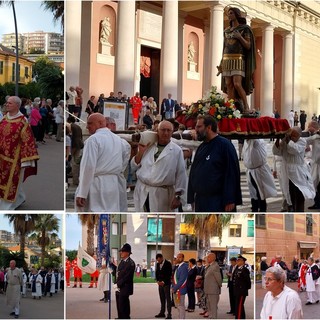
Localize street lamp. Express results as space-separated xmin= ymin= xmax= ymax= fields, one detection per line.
xmin=11 ymin=1 xmax=19 ymax=96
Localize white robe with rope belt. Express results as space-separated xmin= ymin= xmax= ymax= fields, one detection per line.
xmin=131 ymin=141 xmax=187 ymax=212
xmin=306 ymin=133 xmax=320 ymax=188
xmin=272 ymin=138 xmax=315 ymax=205
xmin=243 ymin=139 xmax=277 ymax=200
xmin=75 ymin=128 xmax=128 ymax=212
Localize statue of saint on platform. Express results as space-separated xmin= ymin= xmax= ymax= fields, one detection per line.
xmin=217 ymin=7 xmax=256 ymax=113
xmin=100 ymin=17 xmax=112 ymax=44
xmin=187 ymin=41 xmax=196 ymax=63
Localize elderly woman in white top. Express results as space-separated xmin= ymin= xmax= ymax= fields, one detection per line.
xmin=260 ymin=267 xmax=303 ymax=319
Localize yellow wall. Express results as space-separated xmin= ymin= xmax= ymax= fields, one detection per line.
xmin=0 ymin=53 xmax=33 ymax=85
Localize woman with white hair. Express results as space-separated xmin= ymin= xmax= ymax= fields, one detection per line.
xmin=260 ymin=267 xmax=303 ymax=319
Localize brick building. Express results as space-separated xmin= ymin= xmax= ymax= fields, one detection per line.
xmin=256 ymin=214 xmax=320 ymax=269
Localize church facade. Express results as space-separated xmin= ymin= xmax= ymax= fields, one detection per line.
xmin=66 ymin=0 xmax=320 ymax=119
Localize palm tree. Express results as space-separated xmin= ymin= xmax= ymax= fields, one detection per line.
xmin=5 ymin=214 xmax=39 ymax=258
xmin=78 ymin=214 xmax=100 ymax=256
xmin=41 ymin=1 xmax=64 ymax=32
xmin=184 ymin=214 xmax=233 ymax=256
xmin=29 ymin=214 xmax=60 ymax=266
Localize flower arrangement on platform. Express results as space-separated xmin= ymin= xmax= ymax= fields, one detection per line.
xmin=184 ymin=86 xmax=241 ymax=121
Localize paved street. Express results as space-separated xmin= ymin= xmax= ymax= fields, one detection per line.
xmin=18 ymin=136 xmax=64 ymax=211
xmin=66 ymin=282 xmax=254 ymax=319
xmin=255 ymin=281 xmax=320 ymax=319
xmin=66 ymin=138 xmax=313 ymax=212
xmin=0 ymin=290 xmax=64 ymax=319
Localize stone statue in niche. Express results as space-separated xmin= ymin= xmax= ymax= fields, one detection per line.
xmin=100 ymin=17 xmax=112 ymax=44
xmin=187 ymin=41 xmax=196 ymax=62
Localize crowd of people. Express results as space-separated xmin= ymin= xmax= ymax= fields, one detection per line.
xmin=64 ymin=76 xmax=320 ymax=214
xmin=259 ymin=255 xmax=320 ymax=319
xmin=65 ymin=242 xmax=253 ymax=320
xmin=2 ymin=260 xmax=64 ymax=318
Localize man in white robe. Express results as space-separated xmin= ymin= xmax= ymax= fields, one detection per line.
xmin=305 ymin=257 xmax=320 ymax=305
xmin=306 ymin=121 xmax=320 ymax=209
xmin=30 ymin=269 xmax=43 ymax=299
xmin=105 ymin=117 xmax=131 ymax=212
xmin=131 ymin=120 xmax=187 ymax=212
xmin=6 ymin=260 xmax=23 ymax=318
xmin=75 ymin=113 xmax=130 ymax=212
xmin=272 ymin=127 xmax=315 ymax=212
xmin=243 ymin=139 xmax=277 ymax=212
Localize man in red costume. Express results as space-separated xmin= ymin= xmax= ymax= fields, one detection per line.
xmin=0 ymin=96 xmax=39 ymax=209
xmin=89 ymin=255 xmax=99 ymax=288
xmin=72 ymin=256 xmax=83 ymax=288
xmin=130 ymin=92 xmax=142 ymax=125
xmin=65 ymin=256 xmax=71 ymax=288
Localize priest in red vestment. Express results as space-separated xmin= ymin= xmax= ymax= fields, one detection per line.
xmin=0 ymin=96 xmax=39 ymax=209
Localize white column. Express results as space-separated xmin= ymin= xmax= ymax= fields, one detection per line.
xmin=177 ymin=13 xmax=186 ymax=104
xmin=281 ymin=32 xmax=293 ymax=119
xmin=114 ymin=1 xmax=136 ymax=97
xmin=202 ymin=20 xmax=210 ymax=95
xmin=246 ymin=16 xmax=253 ymax=109
xmin=208 ymin=4 xmax=224 ymax=91
xmin=160 ymin=0 xmax=179 ymax=101
xmin=260 ymin=24 xmax=274 ymax=116
xmin=66 ymin=0 xmax=82 ymax=88
xmin=134 ymin=40 xmax=141 ymax=94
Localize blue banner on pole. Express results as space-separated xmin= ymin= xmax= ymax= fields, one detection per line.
xmin=97 ymin=214 xmax=110 ymax=268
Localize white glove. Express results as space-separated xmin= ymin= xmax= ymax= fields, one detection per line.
xmin=113 ymin=284 xmax=120 ymax=292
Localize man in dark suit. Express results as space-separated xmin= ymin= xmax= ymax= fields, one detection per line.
xmin=233 ymin=255 xmax=251 ymax=319
xmin=162 ymin=93 xmax=175 ymax=119
xmin=155 ymin=253 xmax=172 ymax=319
xmin=115 ymin=243 xmax=136 ymax=319
xmin=186 ymin=258 xmax=197 ymax=312
xmin=226 ymin=257 xmax=237 ymax=315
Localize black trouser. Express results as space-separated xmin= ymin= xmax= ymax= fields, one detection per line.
xmin=228 ymin=284 xmax=235 ymax=313
xmin=116 ymin=291 xmax=131 ymax=319
xmin=103 ymin=290 xmax=110 ymax=301
xmin=313 ymin=182 xmax=320 ymax=208
xmin=143 ymin=269 xmax=147 ymax=278
xmin=187 ymin=286 xmax=195 ymax=310
xmin=31 ymin=125 xmax=39 ymax=142
xmin=159 ymin=284 xmax=172 ymax=316
xmin=250 ymin=173 xmax=267 ymax=212
xmin=234 ymin=294 xmax=246 ymax=319
xmin=289 ymin=180 xmax=304 ymax=212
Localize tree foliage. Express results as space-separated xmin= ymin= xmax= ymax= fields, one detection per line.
xmin=184 ymin=214 xmax=233 ymax=255
xmin=66 ymin=250 xmax=77 ymax=262
xmin=32 ymin=56 xmax=63 ymax=104
xmin=0 ymin=248 xmax=26 ymax=269
xmin=29 ymin=214 xmax=60 ymax=266
xmin=78 ymin=215 xmax=100 ymax=256
xmin=4 ymin=214 xmax=40 ymax=259
xmin=41 ymin=1 xmax=64 ymax=32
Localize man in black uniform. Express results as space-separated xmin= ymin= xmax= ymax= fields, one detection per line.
xmin=115 ymin=243 xmax=135 ymax=319
xmin=155 ymin=253 xmax=172 ymax=319
xmin=226 ymin=257 xmax=237 ymax=315
xmin=233 ymin=255 xmax=251 ymax=319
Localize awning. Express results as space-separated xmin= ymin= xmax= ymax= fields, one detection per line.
xmin=210 ymin=247 xmax=226 ymax=252
xmin=298 ymin=241 xmax=317 ymax=249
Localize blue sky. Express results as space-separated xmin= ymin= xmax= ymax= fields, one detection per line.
xmin=0 ymin=213 xmax=63 ymax=241
xmin=0 ymin=1 xmax=62 ymax=39
xmin=66 ymin=214 xmax=82 ymax=251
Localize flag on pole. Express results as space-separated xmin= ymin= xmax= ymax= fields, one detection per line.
xmin=97 ymin=214 xmax=111 ymax=268
xmin=77 ymin=244 xmax=96 ymax=274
